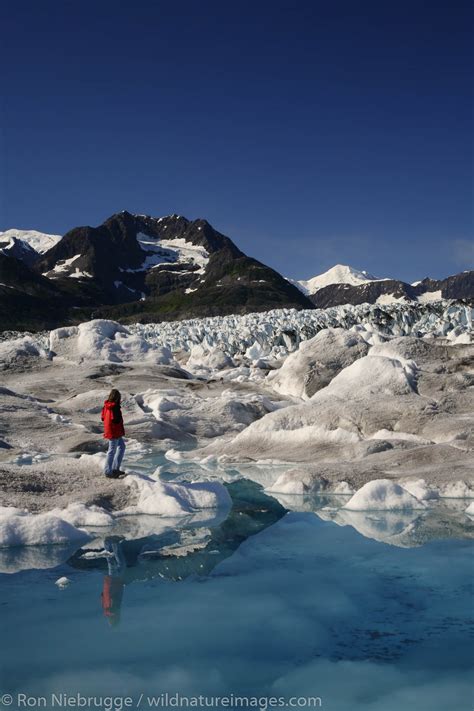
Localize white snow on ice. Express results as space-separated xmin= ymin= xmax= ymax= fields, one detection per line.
xmin=0 ymin=507 xmax=92 ymax=548
xmin=119 ymin=473 xmax=232 ymax=516
xmin=342 ymin=480 xmax=427 ymax=511
xmin=49 ymin=320 xmax=175 ymax=365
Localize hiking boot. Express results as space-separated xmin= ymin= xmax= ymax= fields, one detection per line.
xmin=113 ymin=469 xmax=126 ymax=478
xmin=105 ymin=471 xmax=119 ymax=479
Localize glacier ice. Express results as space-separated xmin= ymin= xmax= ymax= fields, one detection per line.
xmin=1 ymin=302 xmax=471 ymax=369
xmin=0 ymin=506 xmax=92 ymax=548
xmin=119 ymin=473 xmax=232 ymax=517
xmin=342 ymin=480 xmax=426 ymax=511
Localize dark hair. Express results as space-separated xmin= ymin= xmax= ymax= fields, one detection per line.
xmin=107 ymin=389 xmax=121 ymax=404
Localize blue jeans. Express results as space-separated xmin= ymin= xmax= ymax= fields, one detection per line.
xmin=104 ymin=437 xmax=126 ymax=475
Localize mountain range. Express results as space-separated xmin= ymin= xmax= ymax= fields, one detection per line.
xmin=0 ymin=212 xmax=472 ymax=331
xmin=290 ymin=264 xmax=474 ymax=308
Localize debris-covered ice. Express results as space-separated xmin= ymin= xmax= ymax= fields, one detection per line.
xmin=0 ymin=300 xmax=472 ymax=545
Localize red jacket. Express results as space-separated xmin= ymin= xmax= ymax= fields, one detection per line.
xmin=101 ymin=400 xmax=125 ymax=440
xmin=101 ymin=575 xmax=124 ymax=625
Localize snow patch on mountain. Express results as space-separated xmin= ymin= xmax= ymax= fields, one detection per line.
xmin=44 ymin=254 xmax=79 ymax=272
xmin=158 ymin=237 xmax=209 ymax=273
xmin=121 ymin=232 xmax=209 ymax=273
xmin=42 ymin=254 xmax=92 ymax=280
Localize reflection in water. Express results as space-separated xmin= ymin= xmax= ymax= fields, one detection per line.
xmin=319 ymin=501 xmax=474 ymax=547
xmin=69 ymin=480 xmax=287 ymax=621
xmin=100 ymin=537 xmax=126 ymax=626
xmin=1 ymin=477 xmax=473 ymax=711
xmin=267 ymin=490 xmax=474 ymax=547
xmin=0 ymin=541 xmax=81 ymax=575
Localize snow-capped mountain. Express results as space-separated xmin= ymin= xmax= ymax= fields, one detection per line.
xmin=289 ymin=264 xmax=388 ymax=295
xmin=0 ymin=229 xmax=61 ymax=266
xmin=305 ymin=271 xmax=474 ymax=308
xmin=289 ymin=263 xmax=474 ymax=308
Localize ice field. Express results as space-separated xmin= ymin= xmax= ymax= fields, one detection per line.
xmin=0 ymin=301 xmax=472 ymax=710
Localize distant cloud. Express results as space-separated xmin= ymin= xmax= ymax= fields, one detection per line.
xmin=452 ymin=239 xmax=474 ymax=270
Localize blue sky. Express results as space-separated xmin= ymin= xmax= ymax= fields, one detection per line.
xmin=1 ymin=0 xmax=472 ymax=282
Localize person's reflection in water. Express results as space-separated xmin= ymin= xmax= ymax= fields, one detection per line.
xmin=101 ymin=536 xmax=126 ymax=627
xmin=71 ymin=480 xmax=288 ymax=589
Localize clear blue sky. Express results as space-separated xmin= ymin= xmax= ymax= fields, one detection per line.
xmin=1 ymin=0 xmax=472 ymax=282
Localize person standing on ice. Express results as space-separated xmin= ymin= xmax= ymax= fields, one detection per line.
xmin=101 ymin=389 xmax=126 ymax=478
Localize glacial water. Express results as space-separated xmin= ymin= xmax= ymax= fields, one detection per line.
xmin=0 ymin=465 xmax=473 ymax=711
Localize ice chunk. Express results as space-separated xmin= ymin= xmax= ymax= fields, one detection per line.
xmin=0 ymin=508 xmax=92 ymax=548
xmin=0 ymin=336 xmax=50 ymax=364
xmin=0 ymin=543 xmax=80 ymax=574
xmin=51 ymin=503 xmax=114 ymax=528
xmin=328 ymin=355 xmax=417 ymax=397
xmin=440 ymin=481 xmax=474 ymax=499
xmin=343 ymin=479 xmax=426 ymax=511
xmin=119 ymin=473 xmax=232 ymax=516
xmin=399 ymin=478 xmax=439 ymax=501
xmin=187 ymin=344 xmax=234 ymax=371
xmin=50 ymin=320 xmax=174 ymax=365
xmin=267 ymin=328 xmax=369 ymax=399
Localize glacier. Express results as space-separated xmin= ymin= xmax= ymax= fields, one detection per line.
xmin=0 ymin=299 xmax=472 ymax=549
xmin=126 ymin=301 xmax=472 ymax=360
xmin=0 ymin=301 xmax=471 ymax=366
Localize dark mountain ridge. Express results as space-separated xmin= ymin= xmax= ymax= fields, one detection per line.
xmin=0 ymin=212 xmax=313 ymax=330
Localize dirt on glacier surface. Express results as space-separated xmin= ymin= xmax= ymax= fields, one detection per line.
xmin=0 ymin=310 xmax=472 ymax=513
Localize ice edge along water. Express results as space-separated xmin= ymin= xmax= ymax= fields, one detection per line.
xmin=0 ymin=473 xmax=232 ymax=548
